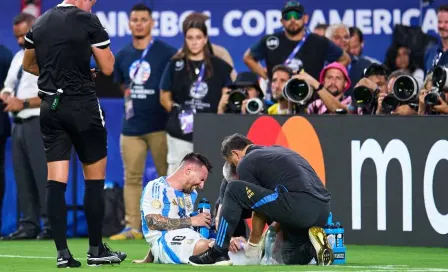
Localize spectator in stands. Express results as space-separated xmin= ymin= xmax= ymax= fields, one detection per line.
xmin=307 ymin=62 xmax=355 ymax=114
xmin=418 ymin=72 xmax=448 ymax=115
xmin=384 ymin=45 xmax=424 ymax=87
xmin=217 ymin=72 xmax=270 ymax=114
xmin=111 ymin=4 xmax=177 ymax=241
xmin=160 ymin=18 xmax=232 ymax=174
xmin=424 ymin=4 xmax=448 ymax=73
xmin=0 ymin=29 xmax=13 ymax=237
xmin=0 ymin=13 xmax=50 ymax=240
xmin=349 ymin=27 xmax=381 ymax=64
xmin=313 ymin=24 xmax=328 ymax=36
xmin=326 ymin=24 xmax=371 ymax=97
xmin=267 ymin=65 xmax=293 ymax=114
xmin=243 ymin=0 xmax=350 ymax=82
xmin=376 ymin=70 xmax=417 ymax=115
xmin=182 ymin=13 xmax=237 ymax=81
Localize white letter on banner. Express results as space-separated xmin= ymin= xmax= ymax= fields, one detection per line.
xmin=393 ymin=9 xmax=401 ymax=26
xmin=242 ymin=10 xmax=265 ymax=36
xmin=97 ymin=11 xmax=116 ymax=37
xmin=373 ymin=9 xmax=392 ymax=35
xmin=422 ymin=9 xmax=438 ymax=33
xmin=424 ymin=140 xmax=448 ymax=235
xmin=329 ymin=9 xmax=354 ymax=26
xmin=203 ymin=11 xmax=220 ymax=36
xmin=356 ymin=10 xmax=373 ymax=34
xmin=152 ymin=11 xmax=160 ymax=36
xmin=118 ymin=11 xmax=131 ymax=37
xmin=223 ymin=10 xmax=243 ymax=37
xmin=402 ymin=9 xmax=420 ymax=26
xmin=351 ymin=139 xmax=412 ymax=231
xmin=308 ymin=10 xmax=326 ymax=31
xmin=266 ymin=10 xmax=282 ymax=34
xmin=160 ymin=11 xmax=178 ymax=37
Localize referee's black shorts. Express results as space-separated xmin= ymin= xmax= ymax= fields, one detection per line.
xmin=39 ymin=92 xmax=107 ymax=164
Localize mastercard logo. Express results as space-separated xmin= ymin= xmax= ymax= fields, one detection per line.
xmin=246 ymin=115 xmax=326 ymax=185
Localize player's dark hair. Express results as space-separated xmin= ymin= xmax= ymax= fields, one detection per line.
xmin=130 ymin=3 xmax=152 ymax=16
xmin=182 ymin=152 xmax=213 ymax=173
xmin=272 ymin=64 xmax=293 ymax=78
xmin=315 ymin=23 xmax=328 ymax=31
xmin=349 ymin=26 xmax=364 ymax=43
xmin=221 ymin=133 xmax=253 ymax=158
xmin=173 ymin=19 xmax=214 ymax=79
xmin=437 ymin=4 xmax=448 ymax=13
xmin=363 ymin=63 xmax=390 ymax=78
xmin=13 ymin=13 xmax=35 ymax=26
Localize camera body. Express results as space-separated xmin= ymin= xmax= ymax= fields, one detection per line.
xmin=425 ymin=65 xmax=448 ymax=107
xmin=227 ymin=88 xmax=264 ymax=114
xmin=380 ymin=74 xmax=420 ymax=113
xmin=282 ymin=78 xmax=313 ymax=105
xmin=351 ymin=86 xmax=378 ymax=109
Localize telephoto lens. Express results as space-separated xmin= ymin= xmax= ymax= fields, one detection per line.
xmin=227 ymin=89 xmax=247 ymax=113
xmin=381 ymin=94 xmax=400 ymax=114
xmin=245 ymin=98 xmax=264 ymax=114
xmin=393 ymin=75 xmax=420 ymax=102
xmin=432 ymin=65 xmax=448 ymax=90
xmin=424 ymin=87 xmax=444 ymax=106
xmin=282 ymin=78 xmax=313 ymax=105
xmin=352 ymin=86 xmax=375 ymax=108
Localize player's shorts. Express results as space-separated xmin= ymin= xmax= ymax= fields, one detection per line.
xmin=150 ymin=228 xmax=203 ymax=264
xmin=39 ymin=92 xmax=107 ymax=163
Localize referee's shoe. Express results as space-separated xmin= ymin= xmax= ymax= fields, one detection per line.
xmin=308 ymin=226 xmax=334 ymax=266
xmin=86 ymin=243 xmax=127 ymax=266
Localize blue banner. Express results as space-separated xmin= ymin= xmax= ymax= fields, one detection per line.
xmin=0 ymin=0 xmax=441 ymax=73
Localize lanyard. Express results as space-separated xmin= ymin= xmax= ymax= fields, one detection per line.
xmin=193 ymin=63 xmax=205 ymax=93
xmin=131 ymin=39 xmax=154 ymax=83
xmin=284 ymin=29 xmax=310 ymax=65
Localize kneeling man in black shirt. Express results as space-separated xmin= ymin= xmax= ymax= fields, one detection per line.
xmin=189 ymin=133 xmax=333 ymax=266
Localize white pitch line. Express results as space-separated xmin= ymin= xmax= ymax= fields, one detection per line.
xmin=0 ymin=254 xmax=53 ymax=259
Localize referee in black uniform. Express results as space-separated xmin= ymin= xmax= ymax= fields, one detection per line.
xmin=22 ymin=0 xmax=125 ymax=268
xmin=189 ymin=134 xmax=333 ymax=266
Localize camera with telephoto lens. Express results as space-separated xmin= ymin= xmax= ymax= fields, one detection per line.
xmin=425 ymin=65 xmax=448 ymax=106
xmin=351 ymin=86 xmax=378 ymax=109
xmin=282 ymin=78 xmax=313 ymax=105
xmin=380 ymin=74 xmax=420 ymax=113
xmin=227 ymin=89 xmax=246 ymax=113
xmin=245 ymin=98 xmax=264 ymax=114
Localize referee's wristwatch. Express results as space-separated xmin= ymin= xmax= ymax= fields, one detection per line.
xmin=23 ymin=99 xmax=30 ymax=109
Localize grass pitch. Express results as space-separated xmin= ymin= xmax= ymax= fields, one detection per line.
xmin=0 ymin=239 xmax=447 ymax=271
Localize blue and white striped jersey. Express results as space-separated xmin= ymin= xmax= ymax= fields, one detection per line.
xmin=140 ymin=176 xmax=198 ymax=244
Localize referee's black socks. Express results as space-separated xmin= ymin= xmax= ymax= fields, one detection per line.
xmin=84 ymin=180 xmax=105 ymax=256
xmin=46 ymin=180 xmax=69 ymax=257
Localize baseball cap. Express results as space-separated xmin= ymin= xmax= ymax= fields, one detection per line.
xmin=319 ymin=62 xmax=352 ymax=92
xmin=282 ymin=0 xmax=305 ymax=15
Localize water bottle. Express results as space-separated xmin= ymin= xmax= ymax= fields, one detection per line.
xmin=198 ymin=198 xmax=211 ymax=239
xmin=323 ymin=212 xmax=336 ymax=249
xmin=260 ymin=226 xmax=276 ymax=265
xmin=333 ymin=222 xmax=346 ymax=265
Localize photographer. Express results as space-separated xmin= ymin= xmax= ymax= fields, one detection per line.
xmin=376 ymin=70 xmax=418 ymax=115
xmin=217 ymin=72 xmax=268 ymax=115
xmin=348 ymin=63 xmax=389 ymax=114
xmin=267 ymin=65 xmax=292 ymax=115
xmin=418 ymin=67 xmax=448 ymax=115
xmin=307 ymin=62 xmax=354 ymax=114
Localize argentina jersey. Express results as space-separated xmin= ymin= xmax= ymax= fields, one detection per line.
xmin=140 ymin=176 xmax=198 ymax=245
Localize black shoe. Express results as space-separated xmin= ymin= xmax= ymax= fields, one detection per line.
xmin=57 ymin=255 xmax=81 ymax=268
xmin=1 ymin=229 xmax=37 ymax=240
xmin=188 ymin=247 xmax=232 ymax=266
xmin=86 ymin=243 xmax=126 ymax=266
xmin=37 ymin=230 xmax=53 ymax=240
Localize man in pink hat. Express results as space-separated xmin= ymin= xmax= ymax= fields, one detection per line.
xmin=307 ymin=62 xmax=357 ymax=114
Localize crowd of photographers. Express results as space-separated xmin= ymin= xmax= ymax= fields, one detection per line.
xmin=223 ymin=3 xmax=448 ymax=117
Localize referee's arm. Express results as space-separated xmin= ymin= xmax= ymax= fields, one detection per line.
xmin=89 ymin=14 xmax=114 ymax=76
xmin=23 ymin=30 xmax=39 ymax=76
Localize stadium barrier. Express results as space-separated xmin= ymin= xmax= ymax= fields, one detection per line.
xmin=194 ymin=114 xmax=448 ymax=247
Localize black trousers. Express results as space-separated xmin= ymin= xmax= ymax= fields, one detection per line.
xmin=215 ymin=180 xmax=330 ymax=265
xmin=0 ymin=137 xmax=5 ymax=230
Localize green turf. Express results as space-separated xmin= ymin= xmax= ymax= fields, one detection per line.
xmin=0 ymin=239 xmax=447 ymax=271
